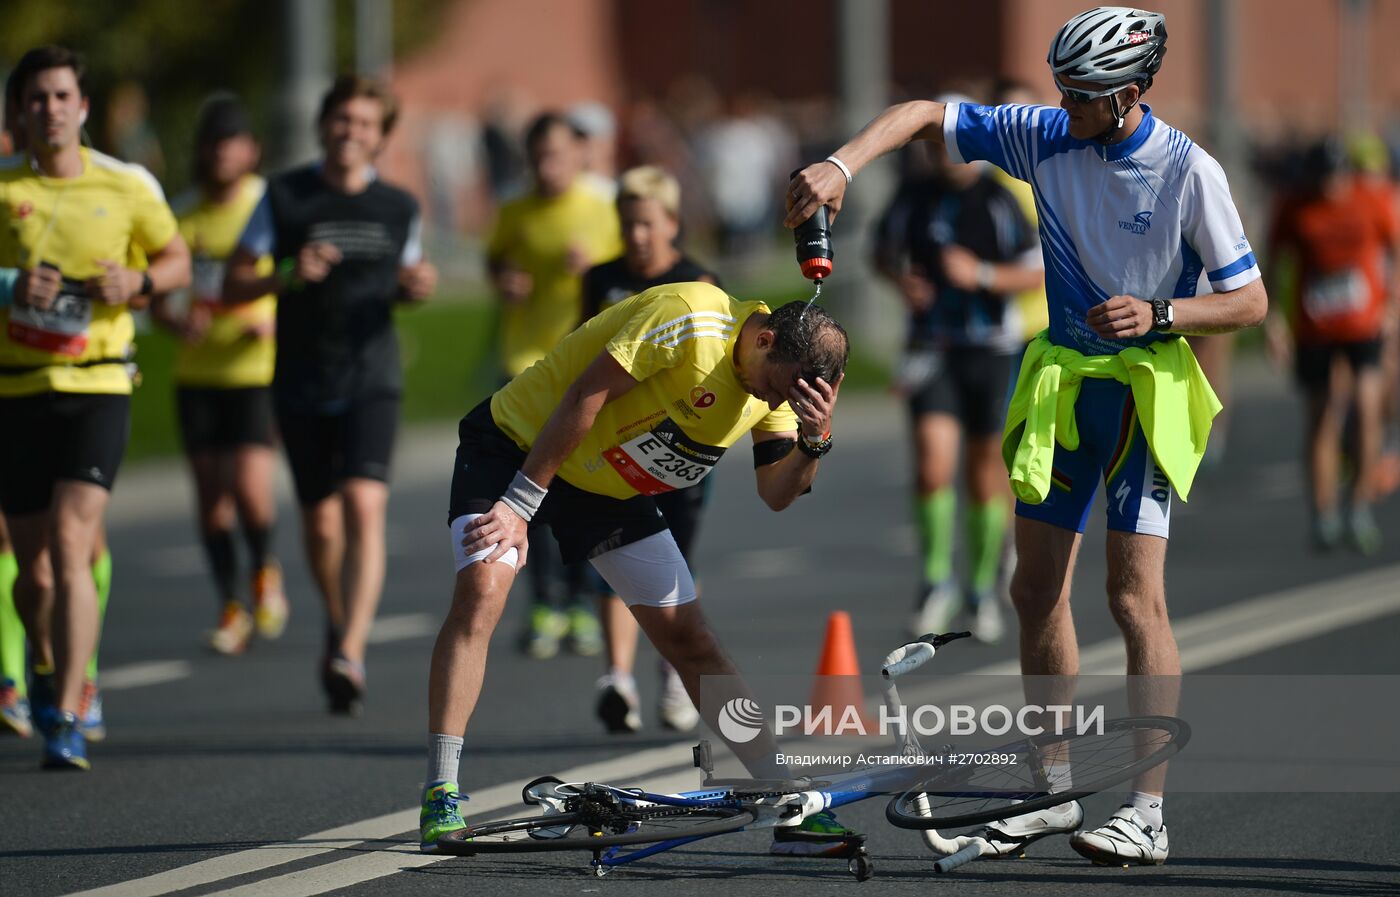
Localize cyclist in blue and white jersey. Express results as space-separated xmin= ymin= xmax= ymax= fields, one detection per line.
xmin=788 ymin=7 xmax=1267 ymax=866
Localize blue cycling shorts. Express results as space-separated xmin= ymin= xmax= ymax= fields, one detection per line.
xmin=1013 ymin=378 xmax=1172 ymax=538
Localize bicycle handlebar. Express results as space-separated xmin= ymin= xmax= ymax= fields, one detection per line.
xmin=880 ymin=632 xmax=972 ymax=679
xmin=933 ymin=842 xmax=983 ymax=872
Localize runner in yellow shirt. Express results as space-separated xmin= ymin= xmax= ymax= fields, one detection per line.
xmin=0 ymin=46 xmax=191 ymax=770
xmin=487 ymin=111 xmax=623 ymax=659
xmin=151 ymin=94 xmax=287 ymax=656
xmin=420 ymin=283 xmax=856 ymax=856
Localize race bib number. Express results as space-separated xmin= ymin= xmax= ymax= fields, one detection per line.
xmin=8 ymin=278 xmax=92 ymax=357
xmin=604 ymin=418 xmax=724 ymax=495
xmin=1302 ymin=268 xmax=1367 ymax=321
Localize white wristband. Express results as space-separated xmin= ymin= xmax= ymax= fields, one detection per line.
xmin=500 ymin=470 xmax=547 ymax=522
xmin=824 ymin=155 xmax=853 ymax=184
xmin=976 ymin=262 xmax=995 ymax=291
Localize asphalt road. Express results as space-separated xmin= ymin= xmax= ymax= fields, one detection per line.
xmin=3 ymin=355 xmax=1400 ymax=897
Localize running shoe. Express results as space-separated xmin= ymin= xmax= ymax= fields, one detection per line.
xmin=1312 ymin=511 xmax=1343 ymax=553
xmin=1070 ymin=805 xmax=1169 ymax=866
xmin=208 ymin=601 xmax=254 ymax=655
xmin=0 ymin=679 xmax=33 ymax=738
xmin=419 ymin=781 xmax=468 ymax=853
xmin=522 ymin=606 xmax=569 ymax=660
xmin=657 ymin=664 xmax=699 ymax=731
xmin=252 ymin=563 xmax=290 ymax=640
xmin=1348 ymin=505 xmax=1382 ymax=556
xmin=566 ymin=605 xmax=603 ymax=656
xmin=770 ymin=810 xmax=863 ymax=857
xmin=77 ymin=678 xmax=105 ymax=742
xmin=28 ymin=668 xmax=56 ymax=733
xmin=41 ymin=711 xmax=90 ymax=771
xmin=595 ymin=672 xmax=642 ymax=733
xmin=324 ymin=654 xmax=366 ymax=716
xmin=971 ymin=592 xmax=1006 ymax=644
xmin=975 ymin=800 xmax=1083 ymax=858
xmin=910 ymin=582 xmax=960 ymax=638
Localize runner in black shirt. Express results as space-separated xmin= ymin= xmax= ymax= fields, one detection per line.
xmin=872 ymin=96 xmax=1042 ymax=645
xmin=580 ymin=165 xmax=719 ymax=735
xmin=225 ymin=75 xmax=437 ymax=714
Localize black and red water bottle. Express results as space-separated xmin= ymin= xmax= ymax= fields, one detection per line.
xmin=793 ymin=204 xmax=834 ymax=281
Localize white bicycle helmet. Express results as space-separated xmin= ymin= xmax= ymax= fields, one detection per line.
xmin=1048 ymin=7 xmax=1168 ymax=88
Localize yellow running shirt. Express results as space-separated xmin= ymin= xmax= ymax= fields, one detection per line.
xmin=488 ymin=180 xmax=622 ymax=376
xmin=490 ymin=282 xmax=800 ymax=500
xmin=172 ymin=174 xmax=275 ymax=388
xmin=0 ymin=147 xmax=178 ymax=396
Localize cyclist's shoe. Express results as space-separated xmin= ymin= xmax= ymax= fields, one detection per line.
xmin=77 ymin=679 xmax=106 ymax=742
xmin=595 ymin=672 xmax=642 ymax=733
xmin=770 ymin=810 xmax=863 ymax=857
xmin=1348 ymin=505 xmax=1382 ymax=556
xmin=419 ymin=781 xmax=468 ymax=853
xmin=976 ymin=800 xmax=1083 ymax=858
xmin=41 ymin=711 xmax=90 ymax=771
xmin=252 ymin=564 xmax=290 ymax=640
xmin=657 ymin=664 xmax=699 ymax=732
xmin=911 ymin=582 xmax=960 ymax=638
xmin=0 ymin=679 xmax=33 ymax=738
xmin=324 ymin=654 xmax=366 ymax=716
xmin=522 ymin=606 xmax=569 ymax=660
xmin=566 ymin=605 xmax=603 ymax=656
xmin=970 ymin=591 xmax=1006 ymax=644
xmin=1070 ymin=806 xmax=1169 ymax=866
xmin=208 ymin=601 xmax=254 ymax=655
xmin=28 ymin=668 xmax=57 ymax=732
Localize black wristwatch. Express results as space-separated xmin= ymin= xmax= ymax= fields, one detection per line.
xmin=139 ymin=272 xmax=154 ymax=297
xmin=796 ymin=431 xmax=833 ymax=459
xmin=1150 ymin=298 xmax=1174 ymax=331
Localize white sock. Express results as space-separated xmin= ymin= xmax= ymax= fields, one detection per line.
xmin=427 ymin=733 xmax=464 ymax=789
xmin=1125 ymin=791 xmax=1163 ymax=830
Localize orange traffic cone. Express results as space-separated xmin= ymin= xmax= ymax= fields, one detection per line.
xmin=808 ymin=611 xmax=875 ymax=734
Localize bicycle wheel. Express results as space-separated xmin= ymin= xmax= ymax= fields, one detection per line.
xmin=886 ymin=715 xmax=1189 ymax=830
xmin=436 ymin=803 xmax=754 ymax=854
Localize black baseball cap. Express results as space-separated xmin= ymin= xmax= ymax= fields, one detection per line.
xmin=196 ymin=93 xmax=253 ymax=145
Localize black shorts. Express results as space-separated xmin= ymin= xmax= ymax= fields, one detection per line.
xmin=176 ymin=386 xmax=276 ymax=452
xmin=0 ymin=392 xmax=130 ymax=516
xmin=654 ymin=479 xmax=711 ymax=562
xmin=447 ymin=400 xmax=669 ymax=564
xmin=276 ymin=394 xmax=399 ymax=506
xmin=1295 ymin=338 xmax=1384 ymax=391
xmin=907 ymin=346 xmax=1016 ymax=436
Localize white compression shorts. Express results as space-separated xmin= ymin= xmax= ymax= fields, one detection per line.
xmin=450 ymin=515 xmax=697 ymax=609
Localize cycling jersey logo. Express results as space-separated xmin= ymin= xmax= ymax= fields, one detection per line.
xmin=690 ymin=386 xmax=716 ymax=409
xmin=1118 ymin=211 xmax=1152 ymax=235
xmin=717 ymin=697 xmax=764 ymax=743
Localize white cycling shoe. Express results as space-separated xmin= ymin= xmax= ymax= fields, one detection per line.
xmin=976 ymin=800 xmax=1084 ymax=858
xmin=1070 ymin=806 xmax=1169 ymax=865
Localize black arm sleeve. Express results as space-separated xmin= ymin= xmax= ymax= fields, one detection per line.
xmin=752 ymin=438 xmax=796 ymax=468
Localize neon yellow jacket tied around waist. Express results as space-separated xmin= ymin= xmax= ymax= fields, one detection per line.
xmin=1002 ymin=331 xmax=1222 ymax=505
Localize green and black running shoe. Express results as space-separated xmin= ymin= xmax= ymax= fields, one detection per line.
xmin=419 ymin=782 xmax=468 ymax=853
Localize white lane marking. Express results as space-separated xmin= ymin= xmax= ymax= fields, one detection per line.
xmin=366 ymin=613 xmax=438 ymax=644
xmin=99 ymin=661 xmax=193 ymax=691
xmin=65 ymin=561 xmax=1400 ymax=896
xmin=60 ymin=743 xmax=697 ymax=897
xmin=213 ymin=767 xmax=704 ymax=897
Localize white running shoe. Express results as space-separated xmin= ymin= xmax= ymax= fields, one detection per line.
xmin=657 ymin=665 xmax=699 ymax=732
xmin=595 ymin=673 xmax=642 ymax=733
xmin=911 ymin=583 xmax=960 ymax=638
xmin=976 ymin=800 xmax=1084 ymax=858
xmin=1070 ymin=806 xmax=1169 ymax=866
xmin=972 ymin=595 xmax=1006 ymax=644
